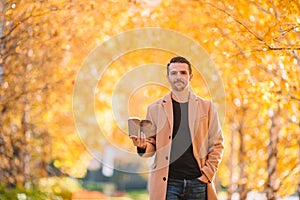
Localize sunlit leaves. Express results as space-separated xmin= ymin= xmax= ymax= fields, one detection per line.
xmin=0 ymin=0 xmax=299 ymax=197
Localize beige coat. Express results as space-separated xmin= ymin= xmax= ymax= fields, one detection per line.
xmin=140 ymin=92 xmax=224 ymax=200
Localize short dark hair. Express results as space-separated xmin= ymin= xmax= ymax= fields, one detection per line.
xmin=167 ymin=56 xmax=192 ymax=74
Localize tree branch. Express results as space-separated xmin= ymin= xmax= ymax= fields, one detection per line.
xmin=0 ymin=73 xmax=73 ymax=108
xmin=0 ymin=9 xmax=51 ymax=41
xmin=277 ymin=162 xmax=299 ymax=191
xmin=204 ymin=2 xmax=300 ymax=52
xmin=204 ymin=2 xmax=265 ymax=41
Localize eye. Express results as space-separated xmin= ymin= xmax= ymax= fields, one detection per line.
xmin=181 ymin=71 xmax=188 ymax=75
xmin=170 ymin=71 xmax=177 ymax=75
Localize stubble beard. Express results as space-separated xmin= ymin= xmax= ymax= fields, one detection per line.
xmin=172 ymin=81 xmax=187 ymax=91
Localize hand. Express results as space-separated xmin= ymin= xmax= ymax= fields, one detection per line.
xmin=131 ymin=132 xmax=147 ymax=149
xmin=198 ymin=175 xmax=209 ymax=183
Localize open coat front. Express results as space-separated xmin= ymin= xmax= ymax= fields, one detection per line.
xmin=140 ymin=92 xmax=224 ymax=200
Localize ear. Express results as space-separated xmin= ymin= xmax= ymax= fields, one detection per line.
xmin=189 ymin=73 xmax=193 ymax=81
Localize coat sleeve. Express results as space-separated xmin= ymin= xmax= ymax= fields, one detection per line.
xmin=137 ymin=105 xmax=156 ymax=157
xmin=200 ymin=102 xmax=224 ymax=183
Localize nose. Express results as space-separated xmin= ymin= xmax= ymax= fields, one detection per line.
xmin=175 ymin=78 xmax=183 ymax=83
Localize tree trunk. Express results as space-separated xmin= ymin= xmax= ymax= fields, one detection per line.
xmin=298 ymin=132 xmax=300 ymax=200
xmin=21 ymin=105 xmax=31 ymax=186
xmin=238 ymin=124 xmax=247 ymax=200
xmin=227 ymin=122 xmax=236 ymax=200
xmin=0 ymin=0 xmax=5 ymax=182
xmin=0 ymin=0 xmax=6 ymax=85
xmin=19 ymin=61 xmax=32 ymax=186
xmin=266 ymin=108 xmax=281 ymax=200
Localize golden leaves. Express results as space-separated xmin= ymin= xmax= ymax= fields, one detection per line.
xmin=1 ymin=0 xmax=299 ymax=196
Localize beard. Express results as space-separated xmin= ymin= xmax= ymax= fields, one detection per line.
xmin=172 ymin=81 xmax=188 ymax=91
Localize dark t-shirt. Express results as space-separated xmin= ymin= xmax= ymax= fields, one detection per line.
xmin=168 ymin=99 xmax=201 ymax=180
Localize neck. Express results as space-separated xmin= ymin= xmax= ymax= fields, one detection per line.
xmin=171 ymin=89 xmax=190 ymax=103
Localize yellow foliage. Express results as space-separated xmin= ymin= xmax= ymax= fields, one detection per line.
xmin=0 ymin=0 xmax=299 ymax=197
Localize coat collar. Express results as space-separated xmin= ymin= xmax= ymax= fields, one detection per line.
xmin=161 ymin=91 xmax=199 ymax=135
xmin=161 ymin=91 xmax=199 ymax=103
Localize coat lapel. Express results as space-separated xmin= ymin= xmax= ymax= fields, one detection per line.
xmin=188 ymin=92 xmax=198 ymax=138
xmin=162 ymin=92 xmax=173 ymax=135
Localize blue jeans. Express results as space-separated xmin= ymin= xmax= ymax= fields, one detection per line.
xmin=166 ymin=177 xmax=207 ymax=200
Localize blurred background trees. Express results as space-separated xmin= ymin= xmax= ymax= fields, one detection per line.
xmin=0 ymin=0 xmax=299 ymax=199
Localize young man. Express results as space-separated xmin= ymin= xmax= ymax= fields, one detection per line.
xmin=131 ymin=56 xmax=224 ymax=200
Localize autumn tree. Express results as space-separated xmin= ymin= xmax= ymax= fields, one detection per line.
xmin=200 ymin=0 xmax=300 ymax=198
xmin=0 ymin=0 xmax=87 ymax=187
xmin=1 ymin=1 xmax=299 ymax=199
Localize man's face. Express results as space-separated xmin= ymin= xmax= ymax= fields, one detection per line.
xmin=167 ymin=62 xmax=193 ymax=92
